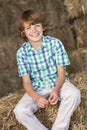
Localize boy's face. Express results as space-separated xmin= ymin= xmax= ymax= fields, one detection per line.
xmin=23 ymin=22 xmax=43 ymax=45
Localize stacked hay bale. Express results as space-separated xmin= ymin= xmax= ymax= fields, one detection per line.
xmin=64 ymin=0 xmax=87 ymax=73
xmin=64 ymin=0 xmax=87 ymax=48
xmin=0 ymin=72 xmax=87 ymax=130
xmin=64 ymin=0 xmax=87 ymax=18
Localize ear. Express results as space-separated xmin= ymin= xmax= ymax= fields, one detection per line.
xmin=21 ymin=31 xmax=25 ymax=37
xmin=42 ymin=25 xmax=45 ymax=31
xmin=43 ymin=26 xmax=48 ymax=35
xmin=43 ymin=26 xmax=48 ymax=31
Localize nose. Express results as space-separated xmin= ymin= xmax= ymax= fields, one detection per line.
xmin=31 ymin=26 xmax=36 ymax=33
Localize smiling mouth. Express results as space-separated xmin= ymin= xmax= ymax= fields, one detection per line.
xmin=31 ymin=32 xmax=40 ymax=37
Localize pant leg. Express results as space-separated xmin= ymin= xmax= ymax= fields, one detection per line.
xmin=13 ymin=93 xmax=49 ymax=130
xmin=52 ymin=81 xmax=81 ymax=130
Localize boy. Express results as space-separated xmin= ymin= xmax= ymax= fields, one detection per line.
xmin=14 ymin=9 xmax=81 ymax=130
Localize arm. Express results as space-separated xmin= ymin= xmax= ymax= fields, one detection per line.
xmin=22 ymin=75 xmax=49 ymax=108
xmin=48 ymin=66 xmax=65 ymax=105
xmin=54 ymin=65 xmax=65 ymax=91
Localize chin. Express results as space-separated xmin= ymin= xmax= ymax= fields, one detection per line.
xmin=30 ymin=36 xmax=42 ymax=41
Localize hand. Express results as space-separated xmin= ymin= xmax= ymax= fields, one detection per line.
xmin=48 ymin=88 xmax=60 ymax=105
xmin=36 ymin=95 xmax=49 ymax=108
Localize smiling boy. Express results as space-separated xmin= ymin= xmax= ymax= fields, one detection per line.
xmin=14 ymin=9 xmax=81 ymax=130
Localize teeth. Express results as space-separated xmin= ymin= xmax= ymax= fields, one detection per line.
xmin=31 ymin=33 xmax=39 ymax=37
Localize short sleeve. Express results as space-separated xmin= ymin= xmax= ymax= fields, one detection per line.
xmin=16 ymin=49 xmax=30 ymax=77
xmin=54 ymin=39 xmax=70 ymax=66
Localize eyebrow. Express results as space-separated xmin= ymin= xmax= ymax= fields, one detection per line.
xmin=24 ymin=23 xmax=41 ymax=28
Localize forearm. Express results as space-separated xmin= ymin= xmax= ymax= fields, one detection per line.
xmin=48 ymin=68 xmax=65 ymax=105
xmin=23 ymin=78 xmax=49 ymax=108
xmin=22 ymin=75 xmax=49 ymax=108
xmin=54 ymin=66 xmax=65 ymax=92
xmin=55 ymin=74 xmax=65 ymax=92
xmin=23 ymin=80 xmax=40 ymax=102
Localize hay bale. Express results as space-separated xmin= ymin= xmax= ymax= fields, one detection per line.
xmin=68 ymin=48 xmax=87 ymax=72
xmin=69 ymin=72 xmax=87 ymax=130
xmin=74 ymin=17 xmax=87 ymax=48
xmin=0 ymin=72 xmax=87 ymax=130
xmin=64 ymin=0 xmax=87 ymax=50
xmin=64 ymin=0 xmax=87 ymax=18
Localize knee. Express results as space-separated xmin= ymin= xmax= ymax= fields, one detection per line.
xmin=13 ymin=104 xmax=24 ymax=122
xmin=70 ymin=88 xmax=81 ymax=105
xmin=13 ymin=103 xmax=33 ymax=120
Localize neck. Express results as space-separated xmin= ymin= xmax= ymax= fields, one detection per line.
xmin=30 ymin=40 xmax=42 ymax=50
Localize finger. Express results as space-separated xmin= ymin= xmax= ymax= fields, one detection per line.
xmin=42 ymin=99 xmax=49 ymax=104
xmin=50 ymin=102 xmax=57 ymax=105
xmin=50 ymin=97 xmax=58 ymax=103
xmin=50 ymin=100 xmax=58 ymax=105
xmin=38 ymin=102 xmax=46 ymax=108
xmin=50 ymin=99 xmax=56 ymax=104
xmin=49 ymin=96 xmax=56 ymax=102
xmin=39 ymin=99 xmax=48 ymax=105
xmin=48 ymin=95 xmax=53 ymax=101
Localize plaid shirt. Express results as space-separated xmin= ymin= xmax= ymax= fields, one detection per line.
xmin=16 ymin=36 xmax=70 ymax=92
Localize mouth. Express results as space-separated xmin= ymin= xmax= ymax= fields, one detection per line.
xmin=31 ymin=32 xmax=40 ymax=37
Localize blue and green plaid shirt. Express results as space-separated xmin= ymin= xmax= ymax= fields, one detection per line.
xmin=16 ymin=36 xmax=70 ymax=92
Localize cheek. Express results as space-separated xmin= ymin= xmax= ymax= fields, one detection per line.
xmin=24 ymin=31 xmax=30 ymax=37
xmin=37 ymin=26 xmax=43 ymax=32
xmin=38 ymin=28 xmax=44 ymax=34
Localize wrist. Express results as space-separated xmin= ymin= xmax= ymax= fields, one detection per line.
xmin=34 ymin=93 xmax=41 ymax=102
xmin=54 ymin=87 xmax=60 ymax=93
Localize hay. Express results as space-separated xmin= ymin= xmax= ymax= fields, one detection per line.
xmin=64 ymin=0 xmax=87 ymax=18
xmin=69 ymin=72 xmax=87 ymax=130
xmin=74 ymin=18 xmax=87 ymax=48
xmin=0 ymin=72 xmax=87 ymax=130
xmin=64 ymin=0 xmax=87 ymax=49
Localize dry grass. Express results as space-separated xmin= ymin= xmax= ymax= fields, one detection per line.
xmin=69 ymin=72 xmax=87 ymax=130
xmin=64 ymin=0 xmax=87 ymax=18
xmin=0 ymin=71 xmax=87 ymax=130
xmin=64 ymin=0 xmax=87 ymax=49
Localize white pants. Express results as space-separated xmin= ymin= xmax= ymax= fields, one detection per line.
xmin=13 ymin=81 xmax=81 ymax=130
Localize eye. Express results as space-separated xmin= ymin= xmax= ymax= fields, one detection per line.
xmin=35 ymin=24 xmax=41 ymax=27
xmin=26 ymin=26 xmax=31 ymax=30
xmin=24 ymin=26 xmax=31 ymax=31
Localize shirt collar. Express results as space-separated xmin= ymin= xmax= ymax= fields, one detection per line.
xmin=42 ymin=35 xmax=50 ymax=48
